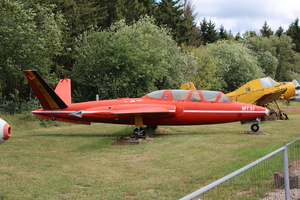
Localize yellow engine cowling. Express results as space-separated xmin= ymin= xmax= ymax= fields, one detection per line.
xmin=279 ymin=82 xmax=296 ymax=100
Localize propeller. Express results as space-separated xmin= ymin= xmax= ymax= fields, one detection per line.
xmin=292 ymin=79 xmax=300 ymax=95
xmin=287 ymin=80 xmax=300 ymax=102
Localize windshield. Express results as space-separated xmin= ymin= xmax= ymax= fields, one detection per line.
xmin=146 ymin=90 xmax=164 ymax=99
xmin=218 ymin=94 xmax=232 ymax=102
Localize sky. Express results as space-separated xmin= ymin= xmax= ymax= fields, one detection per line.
xmin=192 ymin=0 xmax=300 ymax=35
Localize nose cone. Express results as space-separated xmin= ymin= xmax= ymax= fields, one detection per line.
xmin=253 ymin=105 xmax=269 ymax=117
xmin=281 ymin=82 xmax=296 ymax=100
xmin=263 ymin=107 xmax=269 ymax=116
xmin=0 ymin=118 xmax=12 ymax=144
xmin=238 ymin=103 xmax=268 ymax=121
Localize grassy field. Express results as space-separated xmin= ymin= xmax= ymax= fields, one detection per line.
xmin=1 ymin=103 xmax=300 ymax=200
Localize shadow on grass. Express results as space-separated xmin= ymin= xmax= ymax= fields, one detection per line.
xmin=29 ymin=127 xmax=191 ymax=139
xmin=30 ymin=133 xmax=131 ymax=137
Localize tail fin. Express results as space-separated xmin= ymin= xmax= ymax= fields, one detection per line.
xmin=180 ymin=82 xmax=197 ymax=90
xmin=23 ymin=70 xmax=68 ymax=110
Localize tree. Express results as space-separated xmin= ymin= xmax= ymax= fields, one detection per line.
xmin=206 ymin=41 xmax=265 ymax=93
xmin=245 ymin=35 xmax=300 ymax=81
xmin=234 ymin=32 xmax=242 ymax=41
xmin=44 ymin=0 xmax=107 ymax=72
xmin=260 ymin=21 xmax=273 ymax=38
xmin=72 ymin=16 xmax=190 ymax=101
xmin=219 ymin=24 xmax=231 ymax=40
xmin=0 ymin=1 xmax=64 ymax=111
xmin=271 ymin=35 xmax=300 ymax=80
xmin=243 ymin=31 xmax=258 ymax=39
xmin=181 ymin=0 xmax=201 ymax=46
xmin=286 ymin=18 xmax=300 ymax=52
xmin=154 ymin=0 xmax=194 ymax=45
xmin=244 ymin=36 xmax=278 ymax=77
xmin=275 ymin=26 xmax=284 ymax=37
xmin=97 ymin=0 xmax=156 ymax=28
xmin=199 ymin=18 xmax=219 ymax=44
xmin=186 ymin=46 xmax=220 ymax=90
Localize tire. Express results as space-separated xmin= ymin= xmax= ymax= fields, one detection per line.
xmin=251 ymin=124 xmax=259 ymax=132
xmin=279 ymin=113 xmax=288 ymax=120
xmin=133 ymin=127 xmax=146 ymax=137
xmin=270 ymin=111 xmax=278 ymax=117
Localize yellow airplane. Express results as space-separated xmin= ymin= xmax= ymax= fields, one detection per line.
xmin=181 ymin=77 xmax=300 ymax=120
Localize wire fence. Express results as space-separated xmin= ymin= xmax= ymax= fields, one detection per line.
xmin=180 ymin=138 xmax=300 ymax=200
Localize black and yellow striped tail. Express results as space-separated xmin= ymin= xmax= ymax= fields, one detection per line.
xmin=23 ymin=70 xmax=68 ymax=110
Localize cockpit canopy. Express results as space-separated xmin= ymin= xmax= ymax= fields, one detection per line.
xmin=144 ymin=90 xmax=231 ymax=103
xmin=260 ymin=77 xmax=277 ymax=88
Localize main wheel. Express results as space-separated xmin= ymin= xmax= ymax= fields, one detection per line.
xmin=133 ymin=127 xmax=146 ymax=138
xmin=251 ymin=124 xmax=259 ymax=132
xmin=270 ymin=111 xmax=278 ymax=117
xmin=279 ymin=113 xmax=288 ymax=120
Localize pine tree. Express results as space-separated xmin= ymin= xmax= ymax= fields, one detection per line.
xmin=260 ymin=21 xmax=273 ymax=37
xmin=46 ymin=0 xmax=107 ymax=71
xmin=219 ymin=24 xmax=230 ymax=40
xmin=199 ymin=18 xmax=219 ymax=44
xmin=286 ymin=18 xmax=300 ymax=52
xmin=99 ymin=0 xmax=156 ymax=26
xmin=154 ymin=0 xmax=188 ymax=44
xmin=182 ymin=0 xmax=201 ymax=46
xmin=275 ymin=26 xmax=284 ymax=37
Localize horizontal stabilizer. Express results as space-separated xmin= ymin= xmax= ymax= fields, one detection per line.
xmin=34 ymin=113 xmax=90 ymax=124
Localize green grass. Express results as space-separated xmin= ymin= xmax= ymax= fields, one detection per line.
xmin=1 ymin=104 xmax=300 ymax=200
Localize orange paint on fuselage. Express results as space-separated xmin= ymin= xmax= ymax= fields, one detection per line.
xmin=32 ymin=90 xmax=267 ymax=126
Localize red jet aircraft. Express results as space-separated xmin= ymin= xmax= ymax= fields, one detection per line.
xmin=24 ymin=70 xmax=268 ymax=137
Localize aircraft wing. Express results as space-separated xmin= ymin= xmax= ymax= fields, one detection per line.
xmin=254 ymin=88 xmax=287 ymax=106
xmin=94 ymin=107 xmax=172 ymax=116
xmin=70 ymin=106 xmax=175 ymax=119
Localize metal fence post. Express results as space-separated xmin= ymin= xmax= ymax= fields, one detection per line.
xmin=283 ymin=143 xmax=290 ymax=200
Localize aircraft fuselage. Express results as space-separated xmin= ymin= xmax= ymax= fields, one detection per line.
xmin=32 ymin=90 xmax=268 ymax=126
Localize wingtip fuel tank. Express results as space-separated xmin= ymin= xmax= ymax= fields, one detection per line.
xmin=0 ymin=118 xmax=12 ymax=144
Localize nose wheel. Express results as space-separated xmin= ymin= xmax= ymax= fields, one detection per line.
xmin=133 ymin=127 xmax=146 ymax=138
xmin=251 ymin=124 xmax=259 ymax=132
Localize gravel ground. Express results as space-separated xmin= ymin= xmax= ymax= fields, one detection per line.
xmin=261 ymin=152 xmax=300 ymax=199
xmin=261 ymin=189 xmax=300 ymax=200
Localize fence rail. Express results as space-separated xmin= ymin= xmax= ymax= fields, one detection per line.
xmin=180 ymin=138 xmax=300 ymax=200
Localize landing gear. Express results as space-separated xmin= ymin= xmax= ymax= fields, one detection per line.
xmin=251 ymin=124 xmax=259 ymax=132
xmin=133 ymin=127 xmax=146 ymax=138
xmin=279 ymin=113 xmax=288 ymax=120
xmin=242 ymin=118 xmax=261 ymax=132
xmin=270 ymin=111 xmax=278 ymax=117
xmin=267 ymin=100 xmax=289 ymax=120
xmin=269 ymin=109 xmax=288 ymax=120
xmin=269 ymin=110 xmax=288 ymax=120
